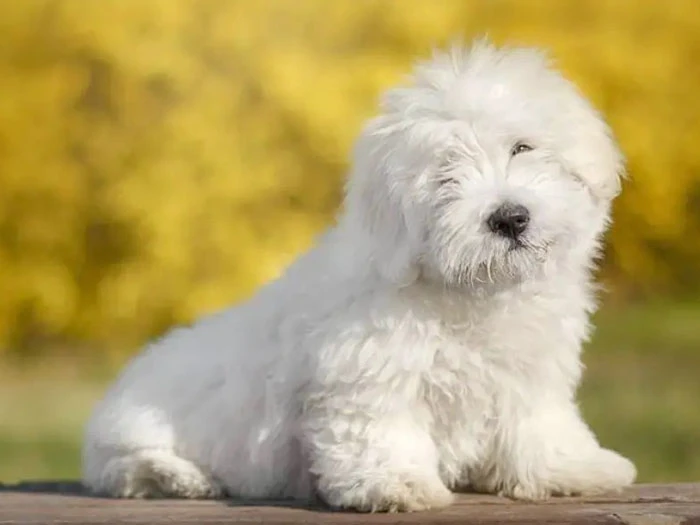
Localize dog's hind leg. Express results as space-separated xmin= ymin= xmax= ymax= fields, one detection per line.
xmin=85 ymin=449 xmax=223 ymax=499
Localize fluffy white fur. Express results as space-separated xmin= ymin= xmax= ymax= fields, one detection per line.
xmin=82 ymin=40 xmax=636 ymax=512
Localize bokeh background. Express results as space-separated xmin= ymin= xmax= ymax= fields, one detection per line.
xmin=1 ymin=0 xmax=699 ymax=485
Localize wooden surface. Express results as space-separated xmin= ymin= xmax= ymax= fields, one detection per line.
xmin=1 ymin=482 xmax=699 ymax=524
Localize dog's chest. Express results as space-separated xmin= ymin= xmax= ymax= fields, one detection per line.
xmin=421 ymin=333 xmax=495 ymax=425
xmin=418 ymin=310 xmax=556 ymax=433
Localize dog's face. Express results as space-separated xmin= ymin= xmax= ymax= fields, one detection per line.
xmin=344 ymin=42 xmax=625 ymax=288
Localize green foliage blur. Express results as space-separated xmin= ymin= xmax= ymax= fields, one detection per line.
xmin=0 ymin=0 xmax=698 ymax=483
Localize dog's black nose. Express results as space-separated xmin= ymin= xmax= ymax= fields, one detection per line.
xmin=487 ymin=203 xmax=530 ymax=239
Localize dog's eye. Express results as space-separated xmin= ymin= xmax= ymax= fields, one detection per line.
xmin=511 ymin=143 xmax=534 ymax=156
xmin=438 ymin=176 xmax=458 ymax=187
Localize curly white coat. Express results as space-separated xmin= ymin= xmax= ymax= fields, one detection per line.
xmin=82 ymin=40 xmax=636 ymax=512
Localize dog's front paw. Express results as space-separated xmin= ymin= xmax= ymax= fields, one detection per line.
xmin=500 ymin=482 xmax=550 ymax=501
xmin=473 ymin=448 xmax=636 ymax=501
xmin=568 ymin=448 xmax=637 ymax=496
xmin=472 ymin=475 xmax=554 ymax=501
xmin=504 ymin=449 xmax=636 ymax=500
xmin=319 ymin=475 xmax=454 ymax=512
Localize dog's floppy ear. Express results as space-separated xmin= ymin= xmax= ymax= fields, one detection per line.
xmin=342 ymin=116 xmax=427 ymax=285
xmin=561 ymin=105 xmax=626 ymax=203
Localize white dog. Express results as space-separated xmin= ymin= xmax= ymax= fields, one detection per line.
xmin=82 ymin=40 xmax=636 ymax=512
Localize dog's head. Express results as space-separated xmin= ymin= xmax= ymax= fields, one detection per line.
xmin=342 ymin=40 xmax=625 ymax=288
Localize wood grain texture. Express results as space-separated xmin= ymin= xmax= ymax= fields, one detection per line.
xmin=1 ymin=482 xmax=699 ymax=524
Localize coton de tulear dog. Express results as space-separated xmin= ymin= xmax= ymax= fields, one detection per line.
xmin=83 ymin=40 xmax=636 ymax=512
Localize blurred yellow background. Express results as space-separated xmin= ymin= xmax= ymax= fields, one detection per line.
xmin=0 ymin=0 xmax=698 ymax=485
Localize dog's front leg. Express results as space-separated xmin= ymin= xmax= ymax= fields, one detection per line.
xmin=472 ymin=396 xmax=636 ymax=500
xmin=301 ymin=387 xmax=453 ymax=512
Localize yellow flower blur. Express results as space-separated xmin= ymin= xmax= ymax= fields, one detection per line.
xmin=0 ymin=0 xmax=698 ymax=353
